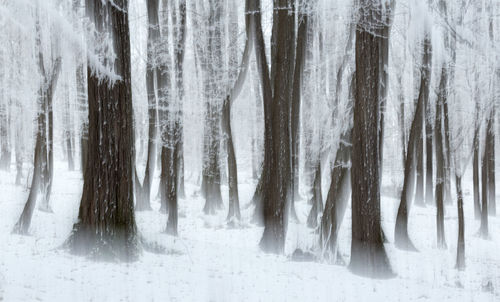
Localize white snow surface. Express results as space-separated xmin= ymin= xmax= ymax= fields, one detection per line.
xmin=0 ymin=161 xmax=499 ymax=301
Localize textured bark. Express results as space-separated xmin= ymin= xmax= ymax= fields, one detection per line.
xmin=63 ymin=86 xmax=75 ymax=171
xmin=65 ymin=0 xmax=139 ymax=261
xmin=349 ymin=0 xmax=392 ymax=278
xmin=259 ymin=0 xmax=294 ymax=254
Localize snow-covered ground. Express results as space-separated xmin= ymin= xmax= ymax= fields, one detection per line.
xmin=0 ymin=161 xmax=499 ymax=301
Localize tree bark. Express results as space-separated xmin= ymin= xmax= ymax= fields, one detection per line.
xmin=349 ymin=0 xmax=392 ymax=278
xmin=65 ymin=0 xmax=139 ymax=261
xmin=259 ymin=0 xmax=294 ymax=254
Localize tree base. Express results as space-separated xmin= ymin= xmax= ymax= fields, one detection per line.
xmin=64 ymin=223 xmax=140 ymax=262
xmin=349 ymin=240 xmax=394 ymax=279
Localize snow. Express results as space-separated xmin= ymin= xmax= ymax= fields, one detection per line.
xmin=0 ymin=160 xmax=499 ymax=301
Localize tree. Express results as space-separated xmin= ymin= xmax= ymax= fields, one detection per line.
xmin=65 ymin=0 xmax=139 ymax=261
xmin=259 ymin=0 xmax=295 ymax=253
xmin=135 ymin=0 xmax=160 ymax=211
xmin=394 ymin=32 xmax=432 ymax=251
xmin=349 ymin=0 xmax=393 ymax=278
xmin=12 ymin=15 xmax=62 ymax=234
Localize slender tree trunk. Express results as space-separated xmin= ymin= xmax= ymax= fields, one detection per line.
xmin=0 ymin=102 xmax=11 ymax=171
xmin=455 ymin=174 xmax=465 ymax=270
xmin=435 ymin=67 xmax=447 ymax=249
xmin=306 ymin=161 xmax=322 ymax=228
xmin=136 ymin=0 xmax=160 ymax=212
xmin=487 ymin=109 xmax=496 ymax=216
xmin=349 ymin=0 xmax=392 ymax=278
xmin=65 ymin=0 xmax=139 ymax=261
xmin=473 ymin=100 xmax=481 ymax=219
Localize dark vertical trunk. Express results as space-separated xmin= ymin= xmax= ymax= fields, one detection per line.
xmin=480 ymin=133 xmax=489 ymax=238
xmin=251 ymin=0 xmax=273 ymax=225
xmin=487 ymin=110 xmax=496 ymax=216
xmin=443 ymin=99 xmax=452 ymax=205
xmin=349 ymin=0 xmax=392 ymax=278
xmin=259 ymin=0 xmax=294 ymax=254
xmin=455 ymin=174 xmax=465 ymax=270
xmin=435 ymin=67 xmax=447 ymax=249
xmin=66 ymin=0 xmax=139 ymax=261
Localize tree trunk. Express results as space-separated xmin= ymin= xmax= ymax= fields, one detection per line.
xmin=250 ymin=0 xmax=273 ymax=225
xmin=349 ymin=0 xmax=392 ymax=278
xmin=136 ymin=0 xmax=160 ymax=212
xmin=455 ymin=174 xmax=465 ymax=270
xmin=487 ymin=109 xmax=496 ymax=216
xmin=0 ymin=102 xmax=11 ymax=171
xmin=394 ymin=35 xmax=431 ymax=250
xmin=65 ymin=0 xmax=139 ymax=261
xmin=12 ymin=16 xmax=62 ymax=233
xmin=306 ymin=161 xmax=322 ymax=228
xmin=435 ymin=67 xmax=447 ymax=249
xmin=259 ymin=0 xmax=294 ymax=254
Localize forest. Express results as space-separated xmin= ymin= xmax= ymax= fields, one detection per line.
xmin=0 ymin=0 xmax=499 ymax=301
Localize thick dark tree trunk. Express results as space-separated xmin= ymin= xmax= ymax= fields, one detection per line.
xmin=349 ymin=0 xmax=392 ymax=278
xmin=435 ymin=67 xmax=447 ymax=249
xmin=250 ymin=0 xmax=273 ymax=225
xmin=455 ymin=174 xmax=465 ymax=270
xmin=259 ymin=0 xmax=294 ymax=254
xmin=65 ymin=0 xmax=139 ymax=261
